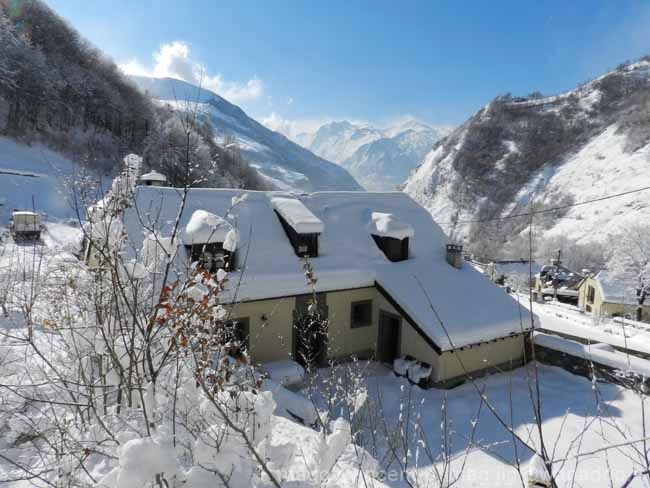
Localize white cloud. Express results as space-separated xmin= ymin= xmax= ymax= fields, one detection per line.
xmin=119 ymin=59 xmax=150 ymax=78
xmin=261 ymin=112 xmax=335 ymax=140
xmin=119 ymin=41 xmax=263 ymax=103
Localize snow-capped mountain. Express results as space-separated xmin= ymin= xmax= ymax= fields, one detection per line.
xmin=404 ymin=59 xmax=650 ymax=258
xmin=299 ymin=121 xmax=384 ymax=166
xmin=129 ymin=76 xmax=361 ymax=192
xmin=295 ymin=120 xmax=449 ymax=191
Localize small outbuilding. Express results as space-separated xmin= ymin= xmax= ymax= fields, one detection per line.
xmin=10 ymin=211 xmax=42 ymax=241
xmin=138 ymin=171 xmax=167 ymax=187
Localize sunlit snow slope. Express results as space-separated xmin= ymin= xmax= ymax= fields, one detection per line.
xmin=0 ymin=137 xmax=87 ymax=222
xmin=404 ymin=59 xmax=650 ymax=249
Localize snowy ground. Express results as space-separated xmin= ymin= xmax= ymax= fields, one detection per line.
xmin=0 ymin=137 xmax=95 ymax=222
xmin=311 ymin=362 xmax=650 ymax=487
xmin=0 ymin=222 xmax=83 ymax=323
xmin=0 ymin=223 xmax=386 ymax=488
xmin=2 ymin=224 xmax=650 ymax=487
xmin=537 ymin=124 xmax=650 ymax=245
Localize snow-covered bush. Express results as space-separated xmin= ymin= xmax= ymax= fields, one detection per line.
xmin=0 ymin=176 xmax=384 ymax=488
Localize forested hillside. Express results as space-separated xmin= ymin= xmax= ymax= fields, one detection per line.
xmin=0 ymin=0 xmax=267 ymax=190
xmin=405 ymin=59 xmax=650 ymax=266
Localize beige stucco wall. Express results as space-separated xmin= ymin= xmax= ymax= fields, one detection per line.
xmin=433 ymin=335 xmax=525 ymax=383
xmin=398 ymin=317 xmax=442 ymax=371
xmin=229 ymin=287 xmax=384 ymax=364
xmin=578 ymin=276 xmax=600 ymax=313
xmin=326 ymin=287 xmax=378 ymax=358
xmin=577 ymin=277 xmax=589 ymax=309
xmin=228 ymin=286 xmax=526 ymax=385
xmin=228 ymin=296 xmax=295 ymax=364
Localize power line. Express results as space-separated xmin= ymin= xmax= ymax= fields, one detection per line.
xmin=437 ymin=185 xmax=650 ymax=225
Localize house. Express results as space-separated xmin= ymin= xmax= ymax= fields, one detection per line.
xmin=578 ymin=270 xmax=650 ymax=322
xmin=534 ymin=262 xmax=584 ymax=305
xmin=107 ymin=187 xmax=530 ymax=388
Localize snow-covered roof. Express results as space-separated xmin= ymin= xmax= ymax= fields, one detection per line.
xmin=139 ymin=171 xmax=167 ymax=182
xmin=538 ymin=264 xmax=583 ymax=289
xmin=12 ymin=211 xmax=40 ymax=217
xmin=122 ymin=188 xmax=526 ymax=350
xmin=594 ymin=270 xmax=640 ymax=305
xmin=541 ymin=287 xmax=579 ymax=297
xmin=182 ymin=210 xmax=233 ymax=244
xmin=270 ymin=196 xmax=324 ymax=234
xmin=368 ymin=212 xmax=414 ymax=240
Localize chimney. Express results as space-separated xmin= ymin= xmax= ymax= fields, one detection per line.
xmin=446 ymin=244 xmax=463 ymax=269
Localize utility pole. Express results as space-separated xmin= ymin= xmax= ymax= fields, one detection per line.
xmin=553 ymin=249 xmax=562 ymax=302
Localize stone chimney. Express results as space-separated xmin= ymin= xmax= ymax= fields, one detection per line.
xmin=446 ymin=244 xmax=463 ymax=269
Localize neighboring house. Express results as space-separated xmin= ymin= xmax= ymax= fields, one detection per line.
xmin=578 ymin=270 xmax=650 ymax=322
xmin=534 ymin=263 xmax=584 ymax=305
xmin=93 ymin=186 xmax=529 ymax=388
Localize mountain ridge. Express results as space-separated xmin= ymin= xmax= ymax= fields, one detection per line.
xmin=293 ymin=119 xmax=449 ymax=190
xmin=403 ymin=58 xmax=650 ymax=262
xmin=129 ymin=75 xmax=362 ymax=192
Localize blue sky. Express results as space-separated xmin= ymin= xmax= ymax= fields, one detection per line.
xmin=47 ymin=0 xmax=650 ymax=134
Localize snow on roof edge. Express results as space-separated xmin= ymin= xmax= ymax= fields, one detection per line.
xmin=182 ymin=209 xmax=232 ymax=244
xmin=368 ymin=212 xmax=415 ymax=240
xmin=271 ymin=196 xmax=324 ymax=234
xmin=140 ymin=171 xmax=167 ymax=181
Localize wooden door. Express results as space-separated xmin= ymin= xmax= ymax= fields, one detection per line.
xmin=377 ymin=311 xmax=400 ymax=364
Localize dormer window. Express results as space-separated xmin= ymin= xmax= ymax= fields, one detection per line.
xmin=183 ymin=210 xmax=238 ymax=273
xmin=368 ymin=212 xmax=414 ymax=262
xmin=185 ymin=242 xmax=235 ymax=273
xmin=372 ymin=234 xmax=409 ymax=262
xmin=271 ymin=197 xmax=324 ymax=257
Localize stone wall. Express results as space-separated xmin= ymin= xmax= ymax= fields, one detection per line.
xmin=533 ymin=343 xmax=649 ymax=393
